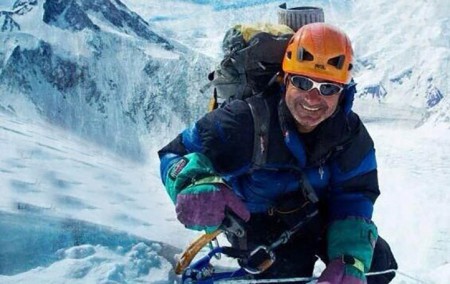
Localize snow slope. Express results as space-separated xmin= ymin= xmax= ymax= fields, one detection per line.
xmin=0 ymin=111 xmax=198 ymax=283
xmin=355 ymin=102 xmax=450 ymax=283
xmin=0 ymin=0 xmax=449 ymax=283
xmin=1 ymin=100 xmax=449 ymax=283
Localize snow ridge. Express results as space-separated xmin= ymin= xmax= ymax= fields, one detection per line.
xmin=42 ymin=0 xmax=172 ymax=48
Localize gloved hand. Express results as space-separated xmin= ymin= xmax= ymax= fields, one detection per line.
xmin=164 ymin=152 xmax=250 ymax=233
xmin=318 ymin=218 xmax=378 ymax=284
xmin=317 ymin=256 xmax=366 ymax=284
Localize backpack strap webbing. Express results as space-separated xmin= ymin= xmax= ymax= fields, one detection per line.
xmin=300 ymin=171 xmax=319 ymax=204
xmin=246 ymin=95 xmax=270 ymax=169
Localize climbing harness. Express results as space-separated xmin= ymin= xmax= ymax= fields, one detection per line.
xmin=176 ymin=214 xmax=424 ymax=284
xmin=177 ymin=209 xmax=319 ymax=283
xmin=176 ymin=169 xmax=321 ymax=283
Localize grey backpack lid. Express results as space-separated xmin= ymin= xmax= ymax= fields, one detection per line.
xmin=277 ymin=3 xmax=325 ymax=31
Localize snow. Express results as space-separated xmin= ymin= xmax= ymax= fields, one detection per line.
xmin=1 ymin=0 xmax=449 ymax=283
xmin=0 ymin=111 xmax=195 ymax=245
xmin=0 ymin=0 xmax=13 ymax=10
xmin=1 ymin=236 xmax=174 ymax=284
xmin=0 ymin=111 xmax=196 ymax=283
xmin=4 ymin=102 xmax=449 ymax=283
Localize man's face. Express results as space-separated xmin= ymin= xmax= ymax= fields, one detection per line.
xmin=285 ymin=75 xmax=343 ymax=133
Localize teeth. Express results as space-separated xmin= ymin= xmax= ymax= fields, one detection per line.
xmin=302 ymin=104 xmax=320 ymax=111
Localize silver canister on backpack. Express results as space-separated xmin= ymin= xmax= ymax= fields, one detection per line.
xmin=277 ymin=3 xmax=325 ymax=31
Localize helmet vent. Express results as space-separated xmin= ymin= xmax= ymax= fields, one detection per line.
xmin=286 ymin=51 xmax=292 ymax=59
xmin=327 ymin=55 xmax=345 ymax=69
xmin=298 ymin=47 xmax=314 ymax=61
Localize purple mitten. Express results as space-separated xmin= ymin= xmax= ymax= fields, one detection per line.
xmin=175 ymin=184 xmax=250 ymax=233
xmin=318 ymin=258 xmax=365 ymax=284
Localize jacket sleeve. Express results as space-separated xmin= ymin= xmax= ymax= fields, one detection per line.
xmin=327 ymin=112 xmax=380 ymax=221
xmin=158 ymin=100 xmax=254 ymax=184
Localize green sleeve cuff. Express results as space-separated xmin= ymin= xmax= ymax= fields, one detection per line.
xmin=327 ymin=218 xmax=378 ymax=272
xmin=164 ymin=152 xmax=220 ymax=203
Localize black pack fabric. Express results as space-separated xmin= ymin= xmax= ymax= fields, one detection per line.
xmin=205 ymin=23 xmax=294 ymax=106
xmin=202 ymin=23 xmax=294 ymax=169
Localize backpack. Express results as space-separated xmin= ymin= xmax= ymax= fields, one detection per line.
xmin=202 ymin=23 xmax=294 ymax=111
xmin=201 ymin=23 xmax=295 ymax=168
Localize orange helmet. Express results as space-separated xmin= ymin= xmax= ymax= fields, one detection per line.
xmin=282 ymin=23 xmax=353 ymax=84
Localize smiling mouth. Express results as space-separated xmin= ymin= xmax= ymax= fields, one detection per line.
xmin=301 ymin=104 xmax=320 ymax=111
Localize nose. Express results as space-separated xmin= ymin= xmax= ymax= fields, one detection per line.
xmin=304 ymin=88 xmax=322 ymax=103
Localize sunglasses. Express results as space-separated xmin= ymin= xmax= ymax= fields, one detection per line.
xmin=289 ymin=75 xmax=343 ymax=96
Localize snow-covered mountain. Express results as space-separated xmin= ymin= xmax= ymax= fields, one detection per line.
xmin=41 ymin=0 xmax=171 ymax=45
xmin=0 ymin=0 xmax=449 ymax=283
xmin=0 ymin=0 xmax=448 ymax=162
xmin=343 ymin=0 xmax=449 ymax=126
xmin=0 ymin=0 xmax=212 ymax=160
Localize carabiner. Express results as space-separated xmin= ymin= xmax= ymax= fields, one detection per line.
xmin=242 ymin=245 xmax=276 ymax=274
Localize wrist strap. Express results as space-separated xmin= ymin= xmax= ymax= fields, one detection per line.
xmin=342 ymin=255 xmax=365 ymax=273
xmin=190 ymin=176 xmax=227 ymax=187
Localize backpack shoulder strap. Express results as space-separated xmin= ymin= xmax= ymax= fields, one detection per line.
xmin=246 ymin=95 xmax=270 ymax=169
xmin=300 ymin=171 xmax=319 ymax=204
xmin=247 ymin=93 xmax=319 ymax=206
